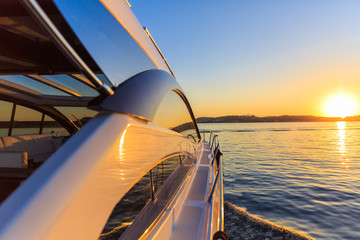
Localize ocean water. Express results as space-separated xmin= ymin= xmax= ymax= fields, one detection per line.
xmin=199 ymin=122 xmax=360 ymax=240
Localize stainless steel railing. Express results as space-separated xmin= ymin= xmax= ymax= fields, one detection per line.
xmin=219 ymin=143 xmax=224 ymax=231
xmin=202 ymin=130 xmax=224 ymax=232
xmin=209 ymin=131 xmax=216 ymax=144
xmin=202 ymin=130 xmax=219 ymax=150
xmin=202 ymin=130 xmax=214 ymax=142
xmin=211 ymin=144 xmax=220 ymax=166
xmin=206 ymin=145 xmax=224 ymax=232
xmin=210 ymin=134 xmax=218 ymax=152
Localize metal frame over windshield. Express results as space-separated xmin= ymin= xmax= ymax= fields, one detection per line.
xmin=50 ymin=0 xmax=158 ymax=87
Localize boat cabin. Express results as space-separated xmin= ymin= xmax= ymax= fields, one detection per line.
xmin=0 ymin=1 xmax=223 ymax=240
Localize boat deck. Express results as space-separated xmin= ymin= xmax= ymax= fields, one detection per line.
xmin=170 ymin=141 xmax=219 ymax=240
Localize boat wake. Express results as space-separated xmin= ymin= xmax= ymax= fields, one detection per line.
xmin=224 ymin=201 xmax=313 ymax=240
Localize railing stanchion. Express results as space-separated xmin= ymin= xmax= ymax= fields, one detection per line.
xmin=219 ymin=145 xmax=224 ymax=231
xmin=202 ymin=131 xmax=224 ymax=233
xmin=210 ymin=134 xmax=218 ymax=152
xmin=149 ymin=170 xmax=155 ymax=201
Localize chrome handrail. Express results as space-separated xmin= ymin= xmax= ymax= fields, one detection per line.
xmin=207 ymin=143 xmax=221 ymax=201
xmin=211 ymin=144 xmax=220 ymax=166
xmin=207 ymin=142 xmax=224 ymax=232
xmin=209 ymin=131 xmax=215 ymax=143
xmin=200 ymin=130 xmax=207 ymax=142
xmin=219 ymin=144 xmax=224 ymax=231
xmin=210 ymin=134 xmax=218 ymax=152
xmin=207 ymin=170 xmax=219 ymax=203
xmin=200 ymin=130 xmax=217 ymax=145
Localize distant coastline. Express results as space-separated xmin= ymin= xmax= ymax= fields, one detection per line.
xmin=196 ymin=115 xmax=360 ymax=123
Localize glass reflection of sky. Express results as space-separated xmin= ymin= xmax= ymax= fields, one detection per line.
xmin=55 ymin=106 xmax=98 ymax=120
xmin=336 ymin=121 xmax=348 ymax=168
xmin=153 ymin=91 xmax=192 ymax=129
xmin=0 ymin=74 xmax=109 ymax=97
xmin=41 ymin=75 xmax=98 ymax=97
xmin=53 ymin=0 xmax=157 ymax=87
xmin=0 ymin=75 xmax=69 ymax=96
xmin=90 ymin=74 xmax=113 ymax=88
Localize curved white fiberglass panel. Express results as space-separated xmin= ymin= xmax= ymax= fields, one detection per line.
xmin=52 ymin=0 xmax=157 ymax=87
xmin=0 ymin=113 xmax=196 ymax=240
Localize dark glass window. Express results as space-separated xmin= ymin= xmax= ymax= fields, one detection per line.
xmin=0 ymin=100 xmax=69 ymax=137
xmin=11 ymin=105 xmax=42 ymax=136
xmin=55 ymin=106 xmax=98 ymax=128
xmin=0 ymin=100 xmax=13 ymax=137
xmin=42 ymin=115 xmax=68 ymax=137
xmin=153 ymin=90 xmax=199 ymax=143
xmin=0 ymin=102 xmax=69 ymax=204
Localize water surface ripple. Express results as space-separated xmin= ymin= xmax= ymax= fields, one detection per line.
xmin=200 ymin=122 xmax=360 ymax=240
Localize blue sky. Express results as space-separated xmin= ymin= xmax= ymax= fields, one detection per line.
xmin=132 ymin=1 xmax=360 ymax=117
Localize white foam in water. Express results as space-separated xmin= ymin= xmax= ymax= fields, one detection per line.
xmin=224 ymin=201 xmax=312 ymax=240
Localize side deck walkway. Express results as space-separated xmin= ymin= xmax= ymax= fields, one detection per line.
xmin=170 ymin=141 xmax=216 ymax=240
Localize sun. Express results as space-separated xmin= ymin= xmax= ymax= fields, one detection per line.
xmin=324 ymin=94 xmax=357 ymax=118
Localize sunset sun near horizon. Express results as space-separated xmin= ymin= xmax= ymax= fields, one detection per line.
xmin=324 ymin=94 xmax=357 ymax=118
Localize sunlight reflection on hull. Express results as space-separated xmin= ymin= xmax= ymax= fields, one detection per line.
xmin=111 ymin=123 xmax=196 ymax=191
xmin=118 ymin=126 xmax=129 ymax=180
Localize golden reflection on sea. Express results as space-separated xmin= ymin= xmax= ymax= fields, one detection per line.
xmin=336 ymin=121 xmax=349 ymax=168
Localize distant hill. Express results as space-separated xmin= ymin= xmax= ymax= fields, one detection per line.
xmin=196 ymin=115 xmax=360 ymax=123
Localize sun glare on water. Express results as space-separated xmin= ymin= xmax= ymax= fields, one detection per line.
xmin=324 ymin=94 xmax=357 ymax=118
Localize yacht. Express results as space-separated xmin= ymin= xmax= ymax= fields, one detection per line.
xmin=0 ymin=0 xmax=226 ymax=239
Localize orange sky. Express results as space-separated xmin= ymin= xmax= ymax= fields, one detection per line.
xmin=133 ymin=1 xmax=360 ymax=118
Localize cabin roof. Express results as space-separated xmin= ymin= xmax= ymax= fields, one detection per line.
xmin=0 ymin=0 xmax=112 ymax=106
xmin=0 ymin=0 xmax=175 ymax=108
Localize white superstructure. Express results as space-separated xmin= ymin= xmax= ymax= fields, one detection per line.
xmin=0 ymin=1 xmax=224 ymax=239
